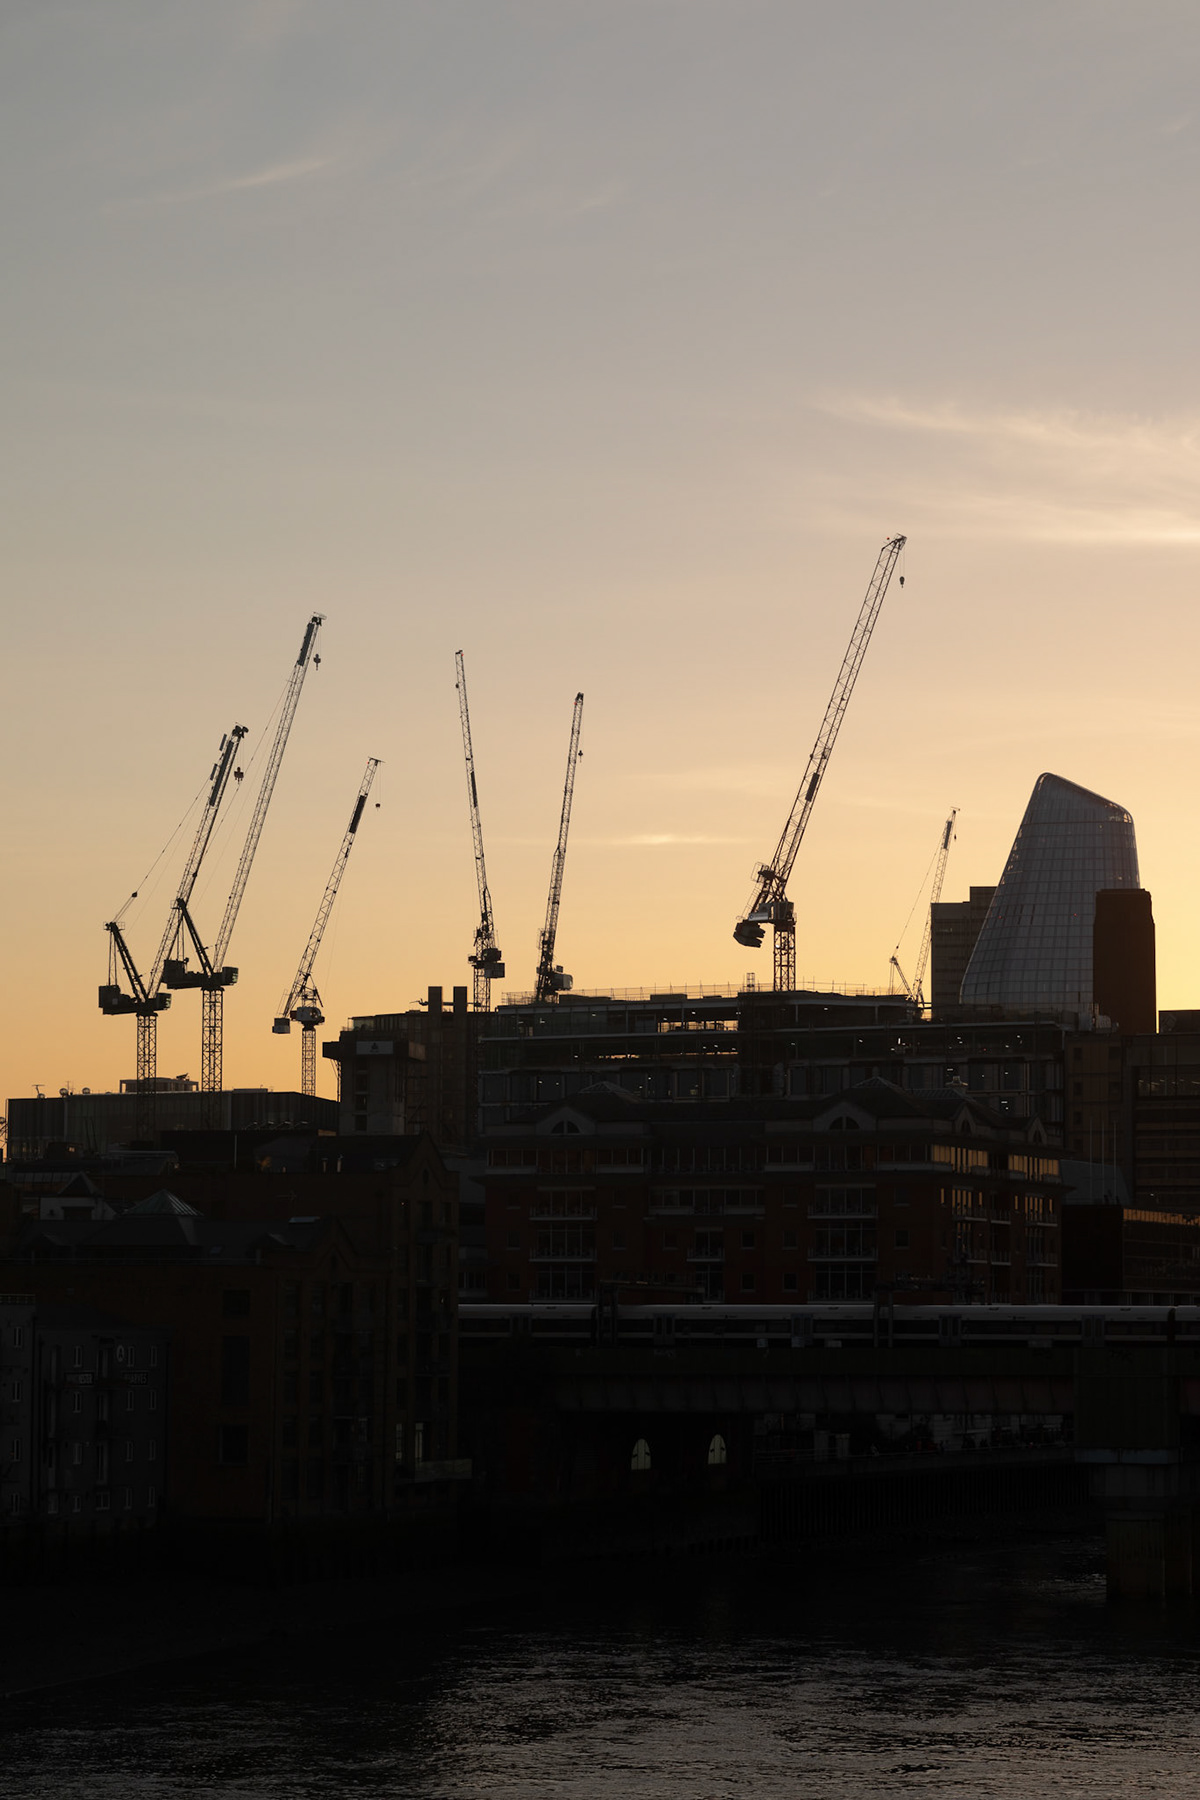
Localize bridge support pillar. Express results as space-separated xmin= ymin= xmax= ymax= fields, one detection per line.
xmin=1083 ymin=1458 xmax=1200 ymax=1599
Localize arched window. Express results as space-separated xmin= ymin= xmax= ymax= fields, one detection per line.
xmin=707 ymin=1434 xmax=727 ymax=1467
xmin=630 ymin=1437 xmax=651 ymax=1472
xmin=830 ymin=1115 xmax=859 ymax=1131
xmin=551 ymin=1119 xmax=581 ymax=1135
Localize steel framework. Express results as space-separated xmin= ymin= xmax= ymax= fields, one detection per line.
xmin=164 ymin=615 xmax=324 ymax=1111
xmin=273 ymin=756 xmax=380 ymax=1096
xmin=734 ymin=536 xmax=905 ymax=990
xmin=455 ymin=651 xmax=504 ymax=1011
xmin=534 ymin=693 xmax=584 ymax=1004
xmin=889 ymin=809 xmax=957 ymax=1008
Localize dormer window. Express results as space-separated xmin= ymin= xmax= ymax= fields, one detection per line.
xmin=829 ymin=1115 xmax=859 ymax=1131
xmin=551 ymin=1119 xmax=581 ymax=1135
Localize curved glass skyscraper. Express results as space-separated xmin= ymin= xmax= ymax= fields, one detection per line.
xmin=960 ymin=773 xmax=1140 ymax=1018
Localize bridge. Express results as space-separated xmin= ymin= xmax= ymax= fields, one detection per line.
xmin=460 ymin=1303 xmax=1200 ymax=1595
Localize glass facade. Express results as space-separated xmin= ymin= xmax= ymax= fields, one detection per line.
xmin=960 ymin=773 xmax=1139 ymax=1018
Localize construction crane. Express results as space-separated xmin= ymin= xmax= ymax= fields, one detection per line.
xmin=455 ymin=651 xmax=504 ymax=1011
xmin=273 ymin=756 xmax=380 ymax=1095
xmin=533 ymin=693 xmax=584 ymax=1004
xmin=164 ymin=614 xmax=324 ymax=1099
xmin=99 ymin=721 xmax=247 ymax=1137
xmin=889 ymin=809 xmax=957 ymax=1008
xmin=733 ymin=535 xmax=905 ymax=991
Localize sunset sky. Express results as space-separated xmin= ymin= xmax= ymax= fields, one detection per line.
xmin=4 ymin=1 xmax=1200 ymax=1109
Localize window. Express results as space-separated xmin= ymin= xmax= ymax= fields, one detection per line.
xmin=96 ymin=1443 xmax=109 ymax=1482
xmin=149 ymin=1346 xmax=158 ymax=1368
xmin=147 ymin=1487 xmax=157 ymax=1509
xmin=221 ymin=1336 xmax=251 ymax=1407
xmin=126 ymin=1390 xmax=135 ymax=1412
xmin=507 ymin=1272 xmax=521 ymax=1290
xmin=124 ymin=1440 xmax=135 ymax=1463
xmin=12 ymin=1326 xmax=22 ymax=1349
xmin=72 ymin=1393 xmax=81 ymax=1415
xmin=46 ymin=1493 xmax=59 ymax=1517
xmin=218 ymin=1424 xmax=249 ymax=1465
xmin=222 ymin=1290 xmax=251 ymax=1318
xmin=507 ymin=1233 xmax=520 ymax=1249
xmin=282 ymin=1417 xmax=298 ymax=1450
xmin=707 ymin=1434 xmax=727 ymax=1466
xmin=741 ymin=1232 xmax=755 ymax=1249
xmin=73 ymin=1346 xmax=83 ymax=1369
xmin=149 ymin=1389 xmax=158 ymax=1412
xmin=630 ymin=1437 xmax=651 ymax=1472
xmin=740 ymin=1273 xmax=756 ymax=1291
xmin=783 ymin=1230 xmax=797 ymax=1249
xmin=123 ymin=1487 xmax=134 ymax=1510
xmin=783 ymin=1273 xmax=798 ymax=1293
xmin=95 ymin=1490 xmax=110 ymax=1512
xmin=71 ymin=1443 xmax=82 ymax=1466
xmin=148 ymin=1440 xmax=158 ymax=1463
xmin=10 ymin=1438 xmax=20 ymax=1462
xmin=11 ymin=1381 xmax=20 ymax=1403
xmin=895 ymin=1230 xmax=910 ymax=1249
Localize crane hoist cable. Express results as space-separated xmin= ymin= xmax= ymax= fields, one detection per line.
xmin=273 ymin=756 xmax=380 ymax=1097
xmin=534 ymin=692 xmax=584 ymax=1004
xmin=733 ymin=534 xmax=905 ymax=992
xmin=456 ymin=650 xmax=504 ymax=1012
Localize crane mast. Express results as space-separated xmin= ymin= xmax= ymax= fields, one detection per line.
xmin=99 ymin=720 xmax=247 ymax=1140
xmin=534 ymin=693 xmax=584 ymax=1004
xmin=163 ymin=613 xmax=324 ymax=1101
xmin=734 ymin=535 xmax=905 ymax=991
xmin=890 ymin=809 xmax=956 ymax=1009
xmin=273 ymin=756 xmax=380 ymax=1096
xmin=455 ymin=651 xmax=504 ymax=1011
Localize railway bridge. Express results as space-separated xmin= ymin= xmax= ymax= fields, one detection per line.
xmin=460 ymin=1302 xmax=1200 ymax=1595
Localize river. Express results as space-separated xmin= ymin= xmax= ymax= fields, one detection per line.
xmin=1 ymin=1527 xmax=1197 ymax=1797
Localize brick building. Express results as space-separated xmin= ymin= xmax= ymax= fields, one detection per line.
xmin=482 ymin=1081 xmax=1062 ymax=1307
xmin=0 ymin=1297 xmax=167 ymax=1526
xmin=0 ymin=1137 xmax=461 ymax=1525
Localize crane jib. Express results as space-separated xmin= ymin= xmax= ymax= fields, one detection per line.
xmin=348 ymin=794 xmax=366 ymax=834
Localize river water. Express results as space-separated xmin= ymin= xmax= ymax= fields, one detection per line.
xmin=2 ymin=1529 xmax=1198 ymax=1798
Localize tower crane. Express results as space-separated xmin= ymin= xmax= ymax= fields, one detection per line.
xmin=534 ymin=693 xmax=584 ymax=1004
xmin=889 ymin=809 xmax=957 ymax=1009
xmin=273 ymin=756 xmax=380 ymax=1096
xmin=164 ymin=614 xmax=324 ymax=1099
xmin=99 ymin=721 xmax=247 ymax=1137
xmin=455 ymin=651 xmax=504 ymax=1011
xmin=733 ymin=535 xmax=905 ymax=991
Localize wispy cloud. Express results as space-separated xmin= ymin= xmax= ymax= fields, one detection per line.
xmin=112 ymin=154 xmax=338 ymax=212
xmin=816 ymin=395 xmax=1200 ymax=545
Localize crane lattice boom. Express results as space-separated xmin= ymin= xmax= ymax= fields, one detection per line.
xmin=534 ymin=693 xmax=584 ymax=1004
xmin=455 ymin=651 xmax=504 ymax=1011
xmin=148 ymin=723 xmax=247 ymax=993
xmin=274 ymin=757 xmax=380 ymax=1030
xmin=734 ymin=535 xmax=905 ymax=990
xmin=912 ymin=809 xmax=956 ymax=1004
xmin=213 ymin=614 xmax=324 ymax=969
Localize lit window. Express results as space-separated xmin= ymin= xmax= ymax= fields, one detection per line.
xmin=630 ymin=1438 xmax=651 ymax=1472
xmin=707 ymin=1434 xmax=727 ymax=1467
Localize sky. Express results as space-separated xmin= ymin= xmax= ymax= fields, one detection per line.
xmin=4 ymin=0 xmax=1200 ymax=1110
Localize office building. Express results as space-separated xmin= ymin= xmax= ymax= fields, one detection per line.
xmin=960 ymin=773 xmax=1142 ymax=1021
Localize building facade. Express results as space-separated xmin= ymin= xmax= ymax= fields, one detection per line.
xmin=481 ymin=1083 xmax=1062 ymax=1308
xmin=961 ymin=772 xmax=1142 ymax=1020
xmin=0 ymin=1143 xmax=461 ymax=1524
xmin=0 ymin=1298 xmax=168 ymax=1526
